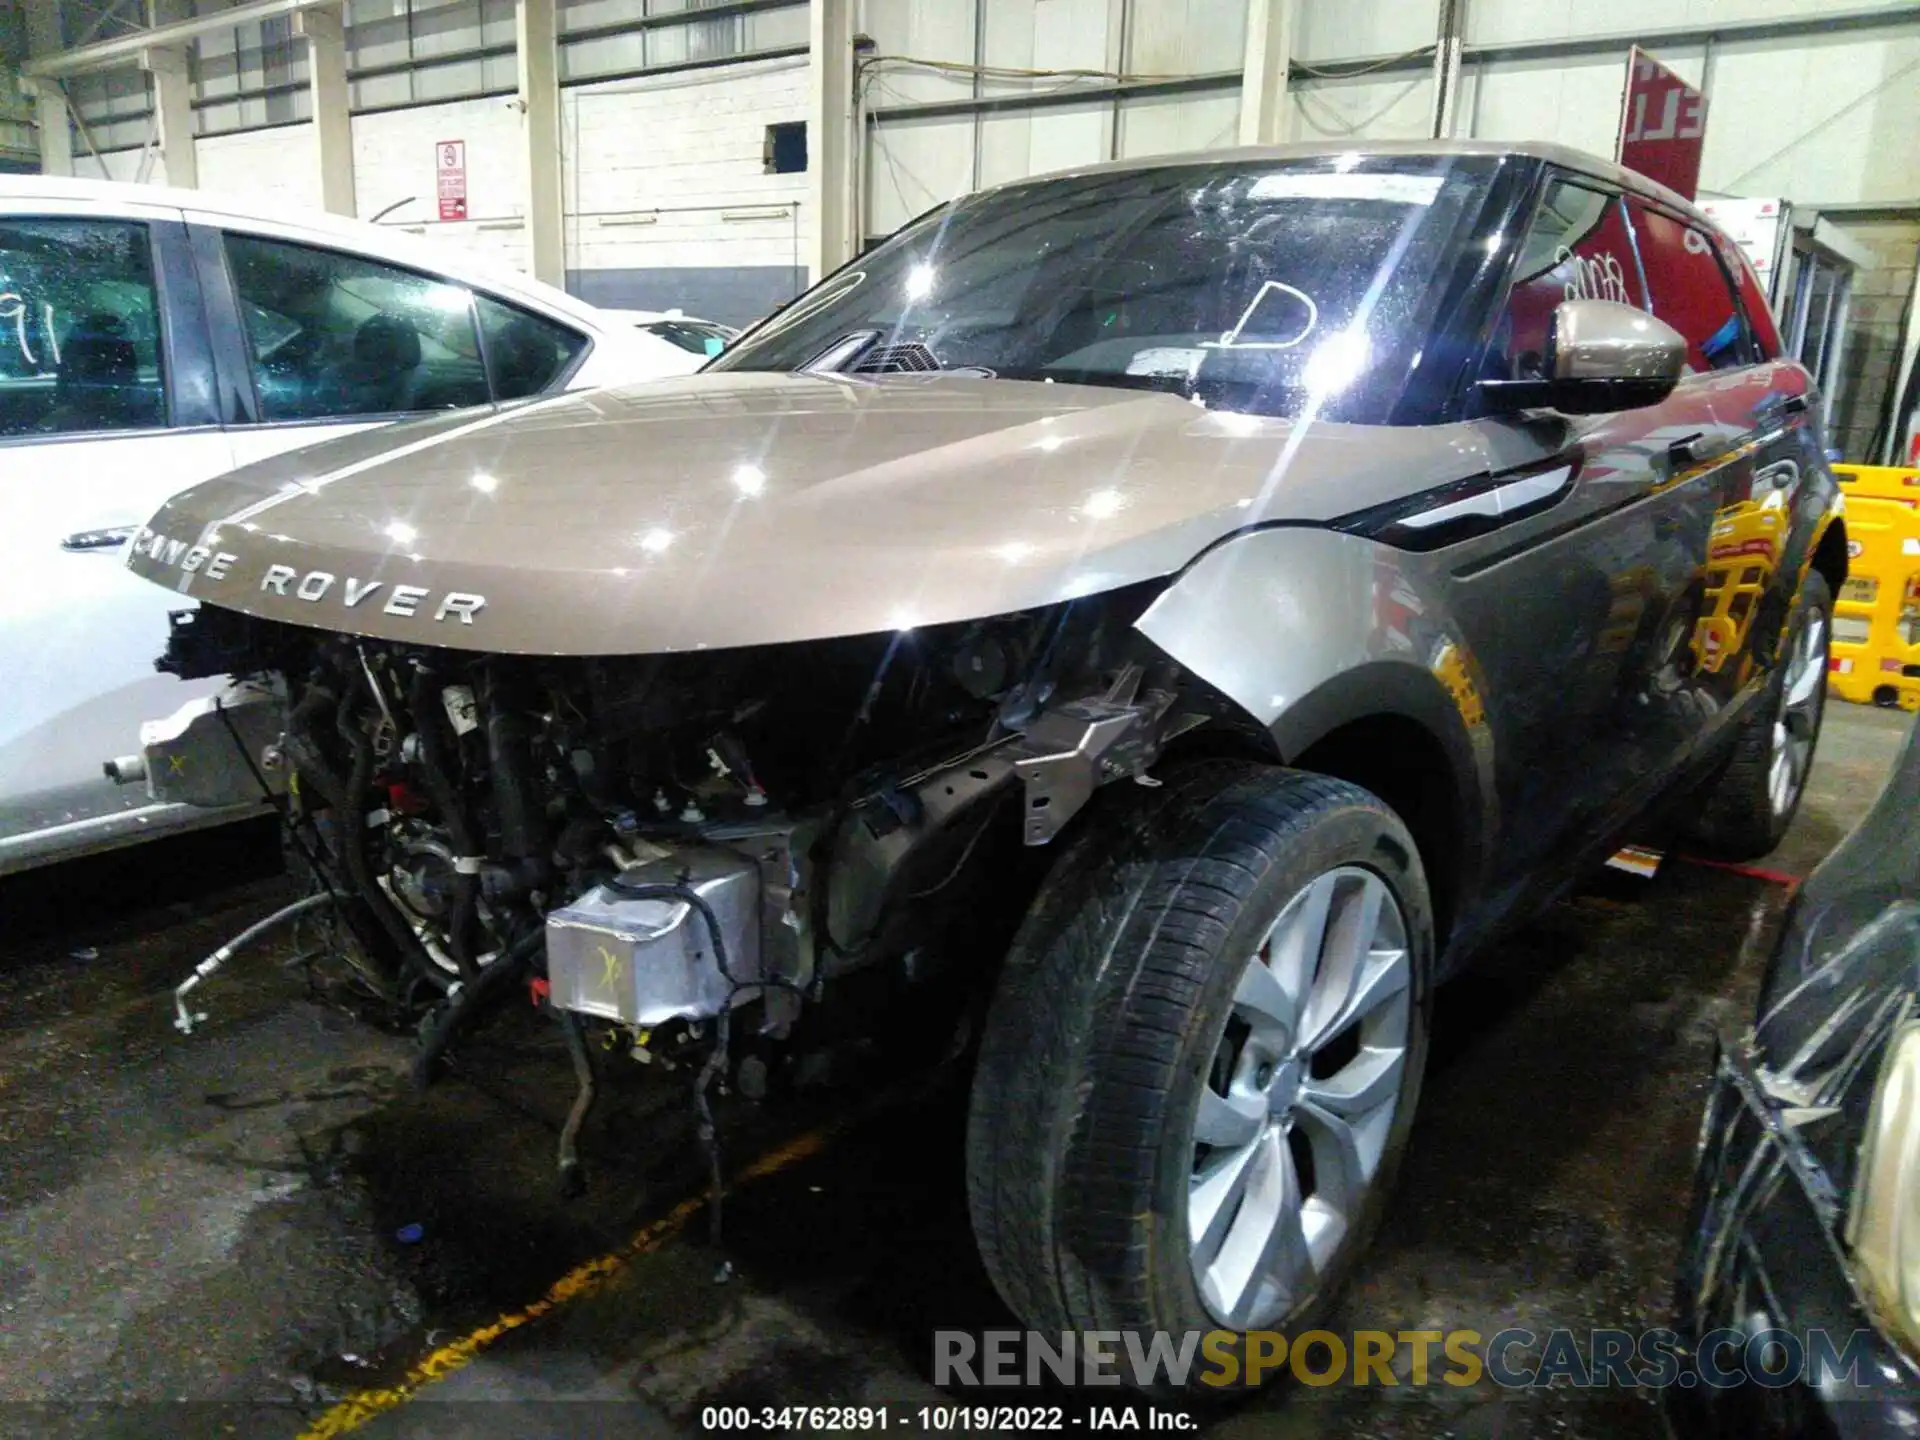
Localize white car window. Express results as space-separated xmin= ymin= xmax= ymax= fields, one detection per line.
xmin=475 ymin=293 xmax=588 ymax=400
xmin=222 ymin=231 xmax=492 ymax=421
xmin=0 ymin=218 xmax=167 ymax=438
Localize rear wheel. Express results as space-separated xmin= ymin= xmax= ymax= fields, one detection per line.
xmin=1684 ymin=571 xmax=1832 ymax=860
xmin=965 ymin=761 xmax=1433 ymax=1382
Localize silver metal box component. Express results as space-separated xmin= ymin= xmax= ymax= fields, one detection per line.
xmin=545 ymin=845 xmax=767 ymax=1026
xmin=132 ymin=683 xmax=287 ymax=809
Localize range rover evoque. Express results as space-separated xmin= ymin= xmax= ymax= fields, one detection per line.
xmin=117 ymin=140 xmax=1846 ymax=1377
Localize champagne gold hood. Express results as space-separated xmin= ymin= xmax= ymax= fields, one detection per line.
xmin=126 ymin=371 xmax=1486 ymax=656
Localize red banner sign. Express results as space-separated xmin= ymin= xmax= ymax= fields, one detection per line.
xmin=1616 ymin=47 xmax=1707 ymax=200
xmin=436 ymin=139 xmax=468 ymax=222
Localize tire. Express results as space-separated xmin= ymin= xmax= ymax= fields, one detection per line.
xmin=965 ymin=760 xmax=1433 ymax=1390
xmin=1683 ymin=571 xmax=1833 ymax=861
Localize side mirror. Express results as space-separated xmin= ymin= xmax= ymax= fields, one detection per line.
xmin=1479 ymin=299 xmax=1687 ymax=415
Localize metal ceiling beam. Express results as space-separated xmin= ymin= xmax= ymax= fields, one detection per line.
xmin=24 ymin=0 xmax=341 ymax=78
xmin=866 ymin=71 xmax=1241 ymax=125
xmin=71 ymin=0 xmax=150 ymax=49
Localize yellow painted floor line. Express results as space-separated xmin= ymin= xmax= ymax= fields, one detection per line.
xmin=296 ymin=1127 xmax=829 ymax=1438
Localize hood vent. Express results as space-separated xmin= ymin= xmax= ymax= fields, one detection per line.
xmin=847 ymin=341 xmax=941 ymax=374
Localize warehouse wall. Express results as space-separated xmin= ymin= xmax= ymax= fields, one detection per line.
xmin=861 ymin=0 xmax=1246 ymax=236
xmin=1289 ymin=0 xmax=1435 ymax=140
xmin=1829 ymin=221 xmax=1920 ymax=462
xmin=1454 ymin=25 xmax=1920 ymax=208
xmin=353 ymin=94 xmax=531 ymax=271
xmin=47 ymin=0 xmax=1920 ymax=368
xmin=0 ymin=6 xmax=34 ymax=171
xmin=196 ymin=124 xmax=321 ymax=212
xmin=1697 ymin=28 xmax=1920 ymax=207
xmin=563 ymin=55 xmax=809 ymax=325
xmin=71 ymin=146 xmax=166 ymax=184
xmin=166 ymin=56 xmax=808 ymax=326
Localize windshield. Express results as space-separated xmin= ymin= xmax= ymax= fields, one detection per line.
xmin=713 ymin=155 xmax=1495 ymax=423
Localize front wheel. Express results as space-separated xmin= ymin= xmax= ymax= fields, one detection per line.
xmin=1683 ymin=571 xmax=1832 ymax=860
xmin=965 ymin=761 xmax=1433 ymax=1383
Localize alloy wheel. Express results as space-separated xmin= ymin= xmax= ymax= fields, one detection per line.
xmin=1769 ymin=609 xmax=1828 ymax=818
xmin=1187 ymin=866 xmax=1411 ymax=1330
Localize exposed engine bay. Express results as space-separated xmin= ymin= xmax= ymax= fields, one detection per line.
xmin=129 ymin=586 xmax=1235 ymax=1182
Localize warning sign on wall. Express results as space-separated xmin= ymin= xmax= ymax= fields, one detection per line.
xmin=436 ymin=140 xmax=468 ymax=222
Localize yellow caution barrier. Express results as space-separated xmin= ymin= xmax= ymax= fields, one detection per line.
xmin=1830 ymin=465 xmax=1920 ymax=710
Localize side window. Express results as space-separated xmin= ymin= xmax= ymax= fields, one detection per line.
xmin=1485 ymin=178 xmax=1646 ymax=383
xmin=0 ymin=218 xmax=166 ymax=439
xmin=1625 ymin=200 xmax=1755 ymax=373
xmin=1715 ymin=231 xmax=1781 ymax=360
xmin=475 ymin=294 xmax=588 ymax=400
xmin=222 ymin=232 xmax=491 ymax=422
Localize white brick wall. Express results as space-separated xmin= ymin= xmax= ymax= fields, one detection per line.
xmin=72 ymin=148 xmax=168 ymax=185
xmin=195 ymin=125 xmax=323 ymax=211
xmin=316 ymin=56 xmax=811 ymax=280
xmin=563 ymin=55 xmax=811 ymax=277
xmin=351 ymin=95 xmax=532 ymax=273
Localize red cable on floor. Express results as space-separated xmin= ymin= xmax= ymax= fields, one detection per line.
xmin=1675 ymin=854 xmax=1802 ymax=889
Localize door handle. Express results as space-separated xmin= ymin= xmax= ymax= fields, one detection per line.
xmin=61 ymin=525 xmax=139 ymax=552
xmin=1779 ymin=393 xmax=1809 ymax=416
xmin=1667 ymin=433 xmax=1726 ymax=468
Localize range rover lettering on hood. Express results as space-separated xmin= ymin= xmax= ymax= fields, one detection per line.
xmin=132 ymin=526 xmax=487 ymax=626
xmin=121 ymin=373 xmax=1504 ymax=656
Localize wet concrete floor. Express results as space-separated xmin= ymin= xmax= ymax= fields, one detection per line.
xmin=0 ymin=703 xmax=1913 ymax=1440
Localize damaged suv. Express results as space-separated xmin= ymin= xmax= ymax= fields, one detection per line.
xmin=117 ymin=141 xmax=1844 ymax=1367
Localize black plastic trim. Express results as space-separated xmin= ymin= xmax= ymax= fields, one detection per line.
xmin=150 ymin=218 xmax=221 ymax=430
xmin=186 ymin=221 xmax=262 ymax=426
xmin=1334 ymin=452 xmax=1580 ymax=552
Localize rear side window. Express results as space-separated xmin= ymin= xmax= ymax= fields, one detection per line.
xmin=1714 ymin=232 xmax=1781 ymax=359
xmin=1484 ymin=178 xmax=1646 ymax=383
xmin=1625 ymin=200 xmax=1754 ymax=372
xmin=475 ymin=294 xmax=588 ymax=400
xmin=0 ymin=218 xmax=166 ymax=439
xmin=222 ymin=232 xmax=491 ymax=422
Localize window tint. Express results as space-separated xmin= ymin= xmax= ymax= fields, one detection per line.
xmin=0 ymin=219 xmax=166 ymax=438
xmin=1625 ymin=200 xmax=1753 ymax=372
xmin=223 ymin=232 xmax=491 ymax=421
xmin=643 ymin=319 xmax=730 ymax=357
xmin=476 ymin=294 xmax=588 ymax=399
xmin=1484 ymin=179 xmax=1646 ymax=383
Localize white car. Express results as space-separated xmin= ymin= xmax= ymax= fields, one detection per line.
xmin=0 ymin=175 xmax=674 ymax=875
xmin=599 ymin=308 xmax=739 ymax=373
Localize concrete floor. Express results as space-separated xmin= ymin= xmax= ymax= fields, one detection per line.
xmin=0 ymin=703 xmax=1912 ymax=1440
